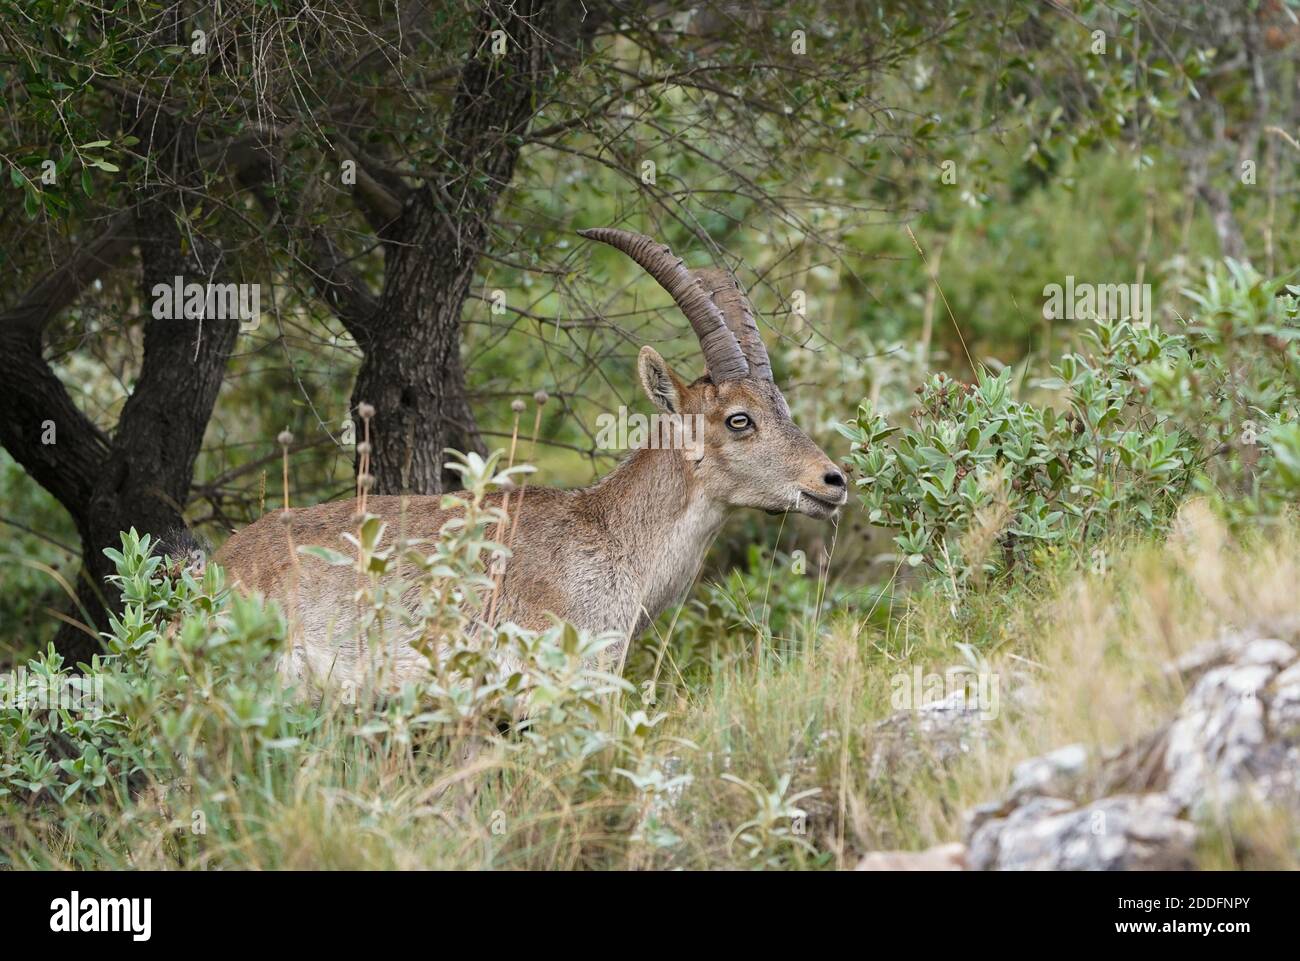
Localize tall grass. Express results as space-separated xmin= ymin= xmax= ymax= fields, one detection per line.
xmin=4 ymin=495 xmax=1295 ymax=870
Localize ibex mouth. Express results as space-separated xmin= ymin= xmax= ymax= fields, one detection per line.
xmin=765 ymin=490 xmax=845 ymax=519
xmin=800 ymin=490 xmax=846 ymax=515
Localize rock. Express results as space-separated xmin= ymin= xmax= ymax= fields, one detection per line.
xmin=963 ymin=624 xmax=1300 ymax=870
xmin=967 ymin=793 xmax=1196 ymax=871
xmin=867 ymin=665 xmax=1041 ymax=779
xmin=1237 ymin=638 xmax=1298 ymax=667
xmin=869 ymin=687 xmax=993 ymax=778
xmin=967 ymin=795 xmax=1072 ymax=869
xmin=1165 ymin=626 xmax=1298 ymax=683
xmin=1007 ymin=743 xmax=1088 ymax=801
xmin=1163 ymin=633 xmax=1300 ymax=817
xmin=965 ymin=744 xmax=1090 ymax=836
xmin=856 ymin=842 xmax=967 ymax=871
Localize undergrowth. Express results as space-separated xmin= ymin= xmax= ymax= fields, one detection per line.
xmin=2 ymin=263 xmax=1297 ymax=869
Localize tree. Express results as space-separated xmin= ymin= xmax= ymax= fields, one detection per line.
xmin=2 ymin=1 xmax=941 ymax=658
xmin=9 ymin=1 xmax=1287 ymax=662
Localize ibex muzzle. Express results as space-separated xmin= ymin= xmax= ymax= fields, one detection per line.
xmin=215 ymin=228 xmax=846 ymax=691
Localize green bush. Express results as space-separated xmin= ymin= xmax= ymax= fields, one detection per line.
xmin=840 ymin=322 xmax=1196 ymax=585
xmin=840 ymin=262 xmax=1300 ymax=588
xmin=1143 ymin=261 xmax=1300 ymax=517
xmin=0 ymin=455 xmax=694 ymax=864
xmin=0 ymin=529 xmax=298 ymax=804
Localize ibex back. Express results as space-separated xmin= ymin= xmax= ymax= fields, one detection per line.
xmin=215 ymin=228 xmax=847 ymax=691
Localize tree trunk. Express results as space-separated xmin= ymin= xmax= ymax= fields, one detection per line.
xmin=354 ymin=0 xmax=559 ymax=494
xmin=0 ymin=103 xmax=241 ymax=664
xmin=67 ymin=209 xmax=240 ymax=664
xmin=352 ymin=196 xmax=487 ymax=494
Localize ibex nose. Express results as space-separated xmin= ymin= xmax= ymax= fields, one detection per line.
xmin=823 ymin=468 xmax=846 ymax=489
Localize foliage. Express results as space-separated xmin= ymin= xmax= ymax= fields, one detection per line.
xmin=0 ymin=528 xmax=295 ymax=804
xmin=0 ymin=454 xmax=697 ymax=864
xmin=632 ymin=543 xmax=891 ymax=693
xmin=842 ymin=325 xmax=1194 ymax=585
xmin=1142 ymin=261 xmax=1300 ymax=517
xmin=842 ymin=263 xmax=1300 ymax=587
xmin=5 ymin=476 xmax=1300 ymax=869
xmin=4 ymin=0 xmax=1300 ymax=872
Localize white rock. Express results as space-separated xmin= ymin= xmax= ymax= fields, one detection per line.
xmin=968 ymin=793 xmax=1195 ymax=871
xmin=1008 ymin=743 xmax=1088 ymax=801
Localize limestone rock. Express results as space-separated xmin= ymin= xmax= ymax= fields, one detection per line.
xmin=962 ymin=622 xmax=1299 ymax=870
xmin=967 ymin=793 xmax=1196 ymax=871
xmin=869 ymin=688 xmax=993 ymax=778
xmin=1163 ymin=633 xmax=1300 ymax=816
xmin=1007 ymin=743 xmax=1089 ymax=802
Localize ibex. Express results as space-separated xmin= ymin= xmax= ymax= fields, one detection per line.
xmin=214 ymin=228 xmax=847 ymax=691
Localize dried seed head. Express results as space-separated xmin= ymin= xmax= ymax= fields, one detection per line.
xmin=533 ymin=390 xmax=549 ymax=407
xmin=511 ymin=399 xmax=526 ymax=414
xmin=277 ymin=429 xmax=294 ymax=447
xmin=358 ymin=402 xmax=375 ymax=420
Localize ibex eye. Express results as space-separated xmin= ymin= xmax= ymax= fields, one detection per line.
xmin=726 ymin=413 xmax=752 ymax=432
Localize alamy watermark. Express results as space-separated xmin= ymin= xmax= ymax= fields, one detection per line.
xmin=151 ymin=275 xmax=261 ymax=331
xmin=1 ymin=667 xmax=104 ymax=715
xmin=50 ymin=892 xmax=151 ymax=941
xmin=890 ymin=665 xmax=1000 ymax=721
xmin=1042 ymin=276 xmax=1152 ymax=325
xmin=595 ymin=406 xmax=705 ymax=459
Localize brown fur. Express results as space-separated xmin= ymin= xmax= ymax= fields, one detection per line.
xmin=215 ymin=348 xmax=846 ymax=693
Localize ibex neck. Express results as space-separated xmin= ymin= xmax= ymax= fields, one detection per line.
xmin=580 ymin=446 xmax=727 ymax=626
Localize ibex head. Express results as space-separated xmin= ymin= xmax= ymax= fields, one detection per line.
xmin=581 ymin=227 xmax=847 ymax=520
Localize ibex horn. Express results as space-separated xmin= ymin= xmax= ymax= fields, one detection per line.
xmin=691 ymin=267 xmax=773 ymax=382
xmin=578 ymin=227 xmax=750 ymax=382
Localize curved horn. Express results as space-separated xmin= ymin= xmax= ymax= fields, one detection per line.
xmin=578 ymin=227 xmax=750 ymax=381
xmin=692 ymin=267 xmax=773 ymax=381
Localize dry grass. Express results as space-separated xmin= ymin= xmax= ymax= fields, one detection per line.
xmin=3 ymin=502 xmax=1297 ymax=869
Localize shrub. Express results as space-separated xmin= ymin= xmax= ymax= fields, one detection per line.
xmin=1141 ymin=261 xmax=1300 ymax=517
xmin=840 ymin=262 xmax=1300 ymax=588
xmin=840 ymin=322 xmax=1196 ymax=585
xmin=0 ymin=454 xmax=687 ymax=861
xmin=0 ymin=530 xmax=300 ymax=806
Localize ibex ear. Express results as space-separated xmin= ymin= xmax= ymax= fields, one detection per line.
xmin=638 ymin=346 xmax=685 ymax=415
